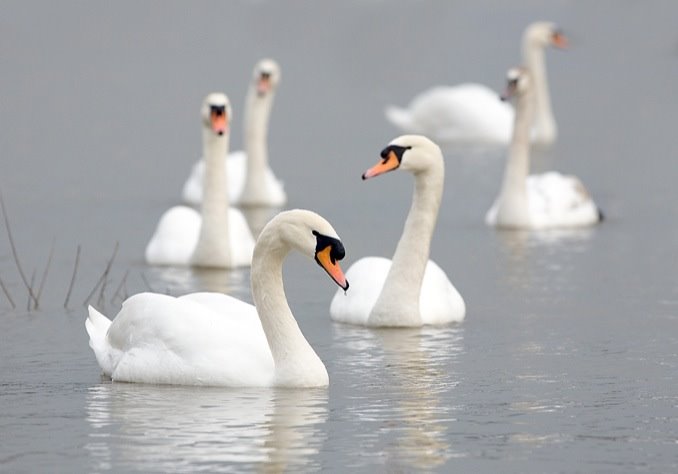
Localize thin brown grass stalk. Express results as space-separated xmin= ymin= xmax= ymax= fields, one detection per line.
xmin=0 ymin=191 xmax=39 ymax=307
xmin=0 ymin=274 xmax=16 ymax=309
xmin=27 ymin=269 xmax=36 ymax=311
xmin=63 ymin=245 xmax=81 ymax=309
xmin=110 ymin=269 xmax=129 ymax=304
xmin=34 ymin=238 xmax=55 ymax=310
xmin=83 ymin=242 xmax=119 ymax=307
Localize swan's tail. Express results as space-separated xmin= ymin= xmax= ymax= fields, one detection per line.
xmin=86 ymin=306 xmax=114 ymax=376
xmin=384 ymin=105 xmax=416 ymax=132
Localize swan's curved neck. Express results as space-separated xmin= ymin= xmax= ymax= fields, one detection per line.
xmin=495 ymin=90 xmax=534 ymax=227
xmin=251 ymin=227 xmax=327 ymax=386
xmin=241 ymin=88 xmax=274 ymax=203
xmin=522 ymin=39 xmax=557 ymax=144
xmin=191 ymin=129 xmax=232 ymax=267
xmin=369 ymin=163 xmax=444 ymax=327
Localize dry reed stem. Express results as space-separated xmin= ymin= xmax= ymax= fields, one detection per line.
xmin=63 ymin=245 xmax=81 ymax=309
xmin=0 ymin=191 xmax=39 ymax=307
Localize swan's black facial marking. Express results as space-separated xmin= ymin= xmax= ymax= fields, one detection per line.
xmin=551 ymin=29 xmax=568 ymax=49
xmin=312 ymin=230 xmax=345 ymax=264
xmin=256 ymin=71 xmax=273 ymax=97
xmin=379 ymin=145 xmax=412 ymax=164
xmin=501 ymin=75 xmax=521 ymax=101
xmin=208 ymin=104 xmax=227 ymax=135
xmin=210 ymin=105 xmax=226 ymax=116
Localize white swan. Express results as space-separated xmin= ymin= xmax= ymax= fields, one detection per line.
xmin=485 ymin=68 xmax=603 ymax=229
xmin=87 ymin=209 xmax=349 ymax=387
xmin=182 ymin=59 xmax=286 ymax=207
xmin=145 ymin=93 xmax=255 ymax=268
xmin=385 ymin=21 xmax=567 ymax=146
xmin=330 ymin=135 xmax=465 ymax=327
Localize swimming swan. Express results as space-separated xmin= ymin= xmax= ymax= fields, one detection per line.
xmin=330 ymin=135 xmax=465 ymax=327
xmin=385 ymin=22 xmax=567 ymax=146
xmin=145 ymin=93 xmax=255 ymax=268
xmin=182 ymin=59 xmax=286 ymax=207
xmin=485 ymin=67 xmax=603 ymax=229
xmin=88 ymin=209 xmax=349 ymax=387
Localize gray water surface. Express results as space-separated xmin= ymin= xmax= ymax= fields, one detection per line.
xmin=1 ymin=1 xmax=678 ymax=472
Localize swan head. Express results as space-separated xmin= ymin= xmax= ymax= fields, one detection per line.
xmin=252 ymin=58 xmax=281 ymax=97
xmin=201 ymin=93 xmax=232 ymax=136
xmin=261 ymin=210 xmax=349 ymax=291
xmin=362 ymin=135 xmax=442 ymax=179
xmin=524 ymin=21 xmax=568 ymax=49
xmin=500 ymin=67 xmax=531 ymax=101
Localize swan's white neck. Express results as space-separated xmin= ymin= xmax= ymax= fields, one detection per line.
xmin=251 ymin=224 xmax=328 ymax=387
xmin=523 ymin=38 xmax=557 ymax=145
xmin=495 ymin=89 xmax=534 ymax=228
xmin=369 ymin=162 xmax=444 ymax=327
xmin=191 ymin=129 xmax=232 ymax=267
xmin=240 ymin=87 xmax=275 ymax=205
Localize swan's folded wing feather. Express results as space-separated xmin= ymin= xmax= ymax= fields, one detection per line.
xmin=330 ymin=257 xmax=390 ymax=325
xmin=145 ymin=206 xmax=200 ymax=265
xmin=419 ymin=260 xmax=466 ymax=324
xmin=528 ymin=172 xmax=600 ymax=228
xmin=107 ymin=292 xmax=273 ymax=386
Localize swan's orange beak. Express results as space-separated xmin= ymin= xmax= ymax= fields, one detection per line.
xmin=362 ymin=150 xmax=400 ymax=180
xmin=257 ymin=76 xmax=271 ymax=96
xmin=210 ymin=110 xmax=228 ymax=135
xmin=552 ymin=31 xmax=568 ymax=49
xmin=315 ymin=246 xmax=349 ymax=291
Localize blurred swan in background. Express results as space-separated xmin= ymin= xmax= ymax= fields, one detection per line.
xmin=145 ymin=93 xmax=255 ymax=268
xmin=385 ymin=22 xmax=567 ymax=146
xmin=183 ymin=59 xmax=286 ymax=207
xmin=485 ymin=68 xmax=603 ymax=229
xmin=330 ymin=135 xmax=465 ymax=327
xmin=89 ymin=210 xmax=349 ymax=387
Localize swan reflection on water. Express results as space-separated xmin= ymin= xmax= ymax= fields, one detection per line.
xmin=331 ymin=324 xmax=465 ymax=470
xmin=493 ymin=226 xmax=596 ymax=294
xmin=85 ymin=383 xmax=327 ymax=473
xmin=143 ymin=265 xmax=251 ymax=300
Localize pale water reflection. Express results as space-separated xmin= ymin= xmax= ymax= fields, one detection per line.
xmin=331 ymin=325 xmax=465 ymax=470
xmin=144 ymin=266 xmax=251 ymax=301
xmin=85 ymin=383 xmax=327 ymax=473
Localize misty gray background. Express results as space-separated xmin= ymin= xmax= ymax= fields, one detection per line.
xmin=1 ymin=1 xmax=678 ymax=472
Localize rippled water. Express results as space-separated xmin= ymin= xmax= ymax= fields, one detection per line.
xmin=2 ymin=1 xmax=678 ymax=472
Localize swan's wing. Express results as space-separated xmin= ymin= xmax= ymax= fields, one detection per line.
xmin=228 ymin=150 xmax=287 ymax=206
xmin=395 ymin=84 xmax=513 ymax=144
xmin=182 ymin=159 xmax=205 ymax=205
xmin=528 ymin=172 xmax=601 ymax=228
xmin=105 ymin=292 xmax=274 ymax=386
xmin=330 ymin=257 xmax=391 ymax=325
xmin=145 ymin=206 xmax=200 ymax=265
xmin=226 ymin=150 xmax=247 ymax=203
xmin=420 ymin=260 xmax=466 ymax=324
xmin=227 ymin=207 xmax=255 ymax=267
xmin=262 ymin=166 xmax=286 ymax=205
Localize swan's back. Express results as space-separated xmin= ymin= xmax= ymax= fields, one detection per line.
xmin=527 ymin=172 xmax=601 ymax=228
xmin=386 ymin=84 xmax=514 ymax=144
xmin=182 ymin=151 xmax=285 ymax=206
xmin=330 ymin=257 xmax=465 ymax=326
xmin=88 ymin=292 xmax=274 ymax=386
xmin=330 ymin=257 xmax=390 ymax=325
xmin=419 ymin=260 xmax=466 ymax=324
xmin=145 ymin=206 xmax=200 ymax=265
